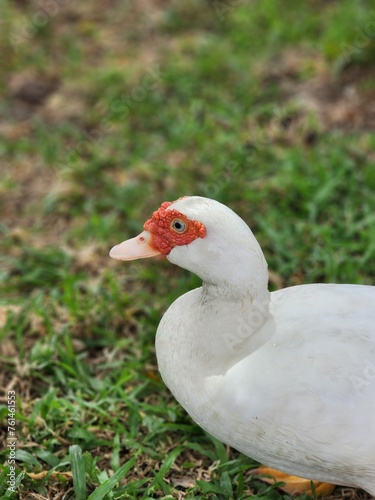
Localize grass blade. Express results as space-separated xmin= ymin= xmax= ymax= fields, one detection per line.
xmin=70 ymin=445 xmax=87 ymax=500
xmin=87 ymin=456 xmax=137 ymax=500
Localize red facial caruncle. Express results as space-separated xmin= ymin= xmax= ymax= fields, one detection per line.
xmin=144 ymin=200 xmax=206 ymax=255
xmin=109 ymin=197 xmax=207 ymax=262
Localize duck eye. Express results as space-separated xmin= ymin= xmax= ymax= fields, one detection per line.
xmin=171 ymin=219 xmax=186 ymax=233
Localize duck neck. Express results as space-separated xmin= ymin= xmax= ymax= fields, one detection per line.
xmin=199 ymin=279 xmax=272 ymax=366
xmin=163 ymin=229 xmax=272 ymax=372
xmin=201 ymin=274 xmax=270 ymax=304
xmin=198 ymin=244 xmax=270 ymax=304
xmin=156 ymin=264 xmax=273 ymax=425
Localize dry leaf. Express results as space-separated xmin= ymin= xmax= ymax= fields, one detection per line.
xmin=0 ymin=305 xmax=21 ymax=328
xmin=27 ymin=471 xmax=73 ymax=480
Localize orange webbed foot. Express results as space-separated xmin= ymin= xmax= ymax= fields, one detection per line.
xmin=251 ymin=466 xmax=336 ymax=496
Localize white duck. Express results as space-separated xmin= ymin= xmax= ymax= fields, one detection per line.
xmin=110 ymin=196 xmax=375 ymax=496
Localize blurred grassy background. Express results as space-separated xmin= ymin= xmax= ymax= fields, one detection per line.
xmin=0 ymin=0 xmax=375 ymax=498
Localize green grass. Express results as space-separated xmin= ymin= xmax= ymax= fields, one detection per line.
xmin=1 ymin=0 xmax=375 ymax=498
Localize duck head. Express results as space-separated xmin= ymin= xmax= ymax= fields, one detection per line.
xmin=110 ymin=196 xmax=268 ymax=297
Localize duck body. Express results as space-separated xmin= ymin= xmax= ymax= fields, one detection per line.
xmin=156 ymin=283 xmax=375 ymax=492
xmin=110 ymin=196 xmax=375 ymax=495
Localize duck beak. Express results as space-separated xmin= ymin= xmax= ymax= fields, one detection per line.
xmin=109 ymin=230 xmax=161 ymax=261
